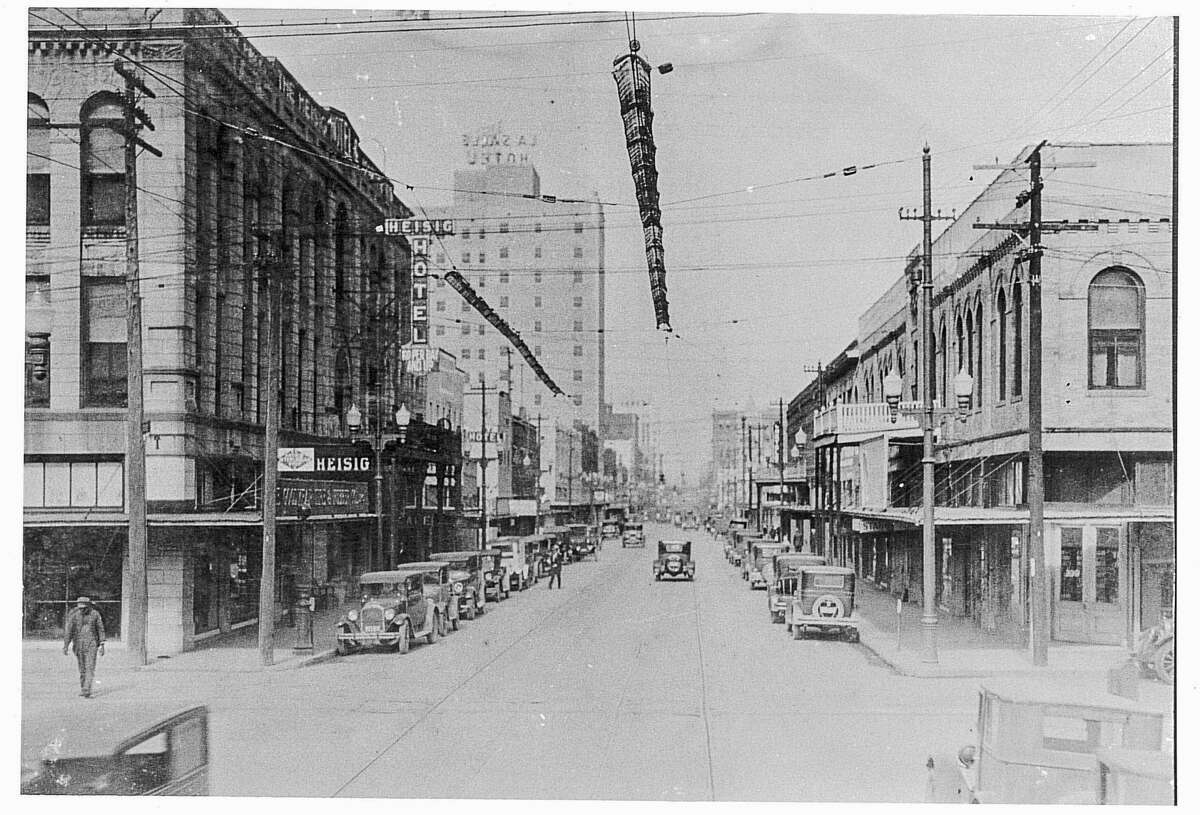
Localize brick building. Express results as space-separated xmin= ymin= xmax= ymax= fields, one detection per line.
xmin=795 ymin=142 xmax=1173 ymax=647
xmin=24 ymin=8 xmax=461 ymax=654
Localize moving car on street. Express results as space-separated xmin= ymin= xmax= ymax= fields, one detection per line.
xmin=622 ymin=522 xmax=645 ymax=547
xmin=927 ymin=679 xmax=1167 ymax=804
xmin=22 ymin=703 xmax=209 ymax=795
xmin=600 ymin=521 xmax=622 ymax=547
xmin=567 ymin=523 xmax=598 ymax=561
xmin=336 ymin=570 xmax=442 ymax=654
xmin=785 ymin=565 xmax=860 ymax=642
xmin=653 ymin=540 xmax=695 ymax=581
xmin=393 ymin=561 xmax=459 ymax=633
xmin=767 ymin=552 xmax=827 ymax=622
xmin=747 ymin=540 xmax=788 ymax=589
xmin=430 ymin=551 xmax=487 ymax=619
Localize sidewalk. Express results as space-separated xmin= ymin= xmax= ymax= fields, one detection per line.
xmin=22 ymin=604 xmax=348 ymax=677
xmin=853 ymin=580 xmax=1130 ymax=678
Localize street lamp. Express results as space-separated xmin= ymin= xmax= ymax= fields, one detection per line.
xmin=883 ymin=370 xmax=974 ymax=423
xmin=346 ymin=403 xmax=363 ymax=434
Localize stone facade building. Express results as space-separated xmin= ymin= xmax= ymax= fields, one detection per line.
xmin=24 ymin=8 xmax=460 ymax=654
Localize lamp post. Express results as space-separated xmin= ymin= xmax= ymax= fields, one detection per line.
xmin=883 ymin=367 xmax=973 ymax=663
xmin=293 ymin=502 xmax=315 ymax=653
xmin=348 ymin=402 xmax=411 ymax=569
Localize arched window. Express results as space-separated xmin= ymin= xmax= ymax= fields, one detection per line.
xmin=27 ymin=94 xmax=50 ymax=226
xmin=1089 ymin=268 xmax=1144 ymax=388
xmin=963 ymin=311 xmax=974 ymax=409
xmin=1012 ymin=283 xmax=1023 ymax=398
xmin=996 ymin=287 xmax=1008 ymax=400
xmin=974 ymin=301 xmax=984 ymax=406
xmin=938 ymin=319 xmax=947 ymax=407
xmin=80 ymin=94 xmax=125 ymax=226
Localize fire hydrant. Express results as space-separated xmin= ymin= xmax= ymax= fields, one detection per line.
xmin=293 ymin=593 xmax=316 ymax=653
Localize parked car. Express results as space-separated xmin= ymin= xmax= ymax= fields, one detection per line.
xmin=567 ymin=523 xmax=598 ymax=561
xmin=429 ymin=551 xmax=486 ymax=619
xmin=1133 ymin=613 xmax=1174 ymax=684
xmin=496 ymin=536 xmax=538 ymax=591
xmin=736 ymin=534 xmax=768 ymax=576
xmin=600 ymin=521 xmax=622 ymax=547
xmin=480 ymin=548 xmax=511 ymax=602
xmin=926 ymin=679 xmax=1167 ymax=804
xmin=392 ymin=561 xmax=460 ymax=633
xmin=525 ymin=532 xmax=555 ymax=578
xmin=622 ymin=522 xmax=646 ymax=548
xmin=767 ymin=553 xmax=827 ymax=622
xmin=653 ymin=540 xmax=694 ymax=581
xmin=22 ymin=703 xmax=209 ymax=795
xmin=785 ymin=565 xmax=859 ymax=642
xmin=747 ymin=541 xmax=788 ymax=589
xmin=336 ymin=570 xmax=441 ymax=654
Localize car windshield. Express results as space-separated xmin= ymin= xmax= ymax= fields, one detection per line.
xmin=361 ymin=582 xmax=399 ymax=596
xmin=420 ymin=572 xmax=442 ymax=585
xmin=810 ymin=574 xmax=845 ymax=589
xmin=663 ymin=544 xmax=685 ymax=553
xmin=445 ymin=559 xmax=471 ymax=571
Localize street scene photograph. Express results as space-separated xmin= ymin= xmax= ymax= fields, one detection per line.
xmin=14 ymin=2 xmax=1181 ymax=805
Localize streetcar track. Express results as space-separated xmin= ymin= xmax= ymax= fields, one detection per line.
xmin=331 ymin=556 xmax=622 ymax=797
xmin=689 ymin=541 xmax=718 ymax=802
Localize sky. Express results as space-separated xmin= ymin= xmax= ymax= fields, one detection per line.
xmin=177 ymin=6 xmax=1176 ymax=477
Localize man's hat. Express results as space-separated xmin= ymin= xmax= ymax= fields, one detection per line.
xmin=75 ymin=596 xmax=91 ymax=606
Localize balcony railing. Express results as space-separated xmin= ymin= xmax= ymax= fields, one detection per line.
xmin=813 ymin=400 xmax=935 ymax=438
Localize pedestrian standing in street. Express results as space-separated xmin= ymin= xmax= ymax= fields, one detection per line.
xmin=547 ymin=545 xmax=563 ymax=589
xmin=63 ymin=597 xmax=105 ymax=698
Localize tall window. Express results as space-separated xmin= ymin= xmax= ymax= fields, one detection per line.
xmin=938 ymin=321 xmax=948 ymax=405
xmin=27 ymin=94 xmax=50 ymax=226
xmin=1088 ymin=268 xmax=1144 ymax=388
xmin=1012 ymin=284 xmax=1023 ymax=397
xmin=81 ymin=277 xmax=127 ymax=406
xmin=996 ymin=288 xmax=1008 ymax=400
xmin=80 ymin=95 xmax=125 ymax=227
xmin=956 ymin=315 xmax=966 ymax=407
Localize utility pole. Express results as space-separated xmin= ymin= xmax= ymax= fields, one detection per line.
xmin=466 ymin=378 xmax=500 ymax=548
xmin=803 ymin=362 xmax=824 ymax=553
xmin=777 ymin=398 xmax=785 ymax=537
xmin=899 ymin=145 xmax=956 ymax=664
xmin=115 ymin=60 xmax=159 ymax=667
xmin=973 ymin=142 xmax=1096 ymax=667
xmin=257 ymin=231 xmax=283 ymax=666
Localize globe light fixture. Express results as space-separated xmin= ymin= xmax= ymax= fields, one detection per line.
xmin=346 ymin=403 xmax=362 ymax=433
xmin=883 ymin=370 xmax=904 ymax=422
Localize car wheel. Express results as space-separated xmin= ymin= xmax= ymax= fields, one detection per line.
xmin=397 ymin=624 xmax=410 ymax=654
xmin=1153 ymin=642 xmax=1174 ymax=684
xmin=792 ymin=625 xmax=803 ymax=641
xmin=427 ymin=613 xmax=439 ymax=645
xmin=438 ymin=611 xmax=449 ymax=637
xmin=466 ymin=603 xmax=477 ymax=621
xmin=451 ymin=615 xmax=460 ymax=631
xmin=847 ymin=630 xmax=860 ymax=644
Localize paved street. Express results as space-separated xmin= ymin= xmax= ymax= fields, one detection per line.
xmin=25 ymin=522 xmax=992 ymax=801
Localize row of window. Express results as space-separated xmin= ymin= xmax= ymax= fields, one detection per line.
xmin=436 ymin=296 xmax=587 ymax=312
xmin=460 ymin=221 xmax=586 ymax=239
xmin=25 ymin=460 xmax=125 ymax=509
xmin=459 ymin=247 xmax=585 ymax=264
xmin=852 ymin=267 xmax=1147 ymax=411
xmin=457 ymin=344 xmax=587 ymax=359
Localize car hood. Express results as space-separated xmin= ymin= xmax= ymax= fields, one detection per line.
xmin=448 ymin=570 xmax=473 ymax=582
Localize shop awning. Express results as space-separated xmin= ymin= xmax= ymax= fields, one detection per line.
xmin=837 ymin=503 xmax=1174 ymax=528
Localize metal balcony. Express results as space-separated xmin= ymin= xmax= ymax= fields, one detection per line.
xmin=812 ymin=400 xmax=930 ymax=439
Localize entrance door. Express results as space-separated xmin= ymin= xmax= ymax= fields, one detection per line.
xmin=1054 ymin=526 xmax=1124 ymax=644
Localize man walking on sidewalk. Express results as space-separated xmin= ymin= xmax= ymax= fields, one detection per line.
xmin=547 ymin=545 xmax=564 ymax=590
xmin=63 ymin=597 xmax=105 ymax=698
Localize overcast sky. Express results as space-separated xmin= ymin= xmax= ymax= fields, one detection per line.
xmin=222 ymin=4 xmax=1174 ymax=479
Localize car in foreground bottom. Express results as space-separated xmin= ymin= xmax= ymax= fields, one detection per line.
xmin=22 ymin=703 xmax=209 ymax=795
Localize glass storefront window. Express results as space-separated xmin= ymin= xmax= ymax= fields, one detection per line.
xmin=1060 ymin=528 xmax=1083 ymax=602
xmin=1095 ymin=527 xmax=1120 ymax=604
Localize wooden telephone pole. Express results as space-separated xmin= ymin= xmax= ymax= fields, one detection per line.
xmin=114 ymin=60 xmax=160 ymax=667
xmin=257 ymin=232 xmax=283 ymax=666
xmin=466 ymin=378 xmax=500 ymax=548
xmin=973 ymin=142 xmax=1096 ymax=666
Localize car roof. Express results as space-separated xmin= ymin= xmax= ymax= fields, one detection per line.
xmin=980 ymin=679 xmax=1165 ymax=715
xmin=799 ymin=565 xmax=855 ymax=575
xmin=360 ymin=570 xmax=421 ymax=583
xmin=430 ymin=551 xmax=479 ymax=559
xmin=23 ymin=703 xmax=207 ymax=762
xmin=776 ymin=553 xmax=825 ymax=562
xmin=392 ymin=561 xmax=446 ymax=570
xmin=659 ymin=540 xmax=690 ymax=545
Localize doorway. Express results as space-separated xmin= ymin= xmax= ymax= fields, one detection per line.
xmin=1053 ymin=525 xmax=1124 ymax=644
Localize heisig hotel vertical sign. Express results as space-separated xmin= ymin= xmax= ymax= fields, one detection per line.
xmin=410 ymin=236 xmax=431 ymax=345
xmin=377 ymin=218 xmax=454 ymax=365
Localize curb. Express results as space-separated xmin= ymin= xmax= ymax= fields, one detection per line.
xmin=291 ymin=648 xmax=340 ymax=670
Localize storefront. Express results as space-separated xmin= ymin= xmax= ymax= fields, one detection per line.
xmin=23 ymin=525 xmax=126 ymax=639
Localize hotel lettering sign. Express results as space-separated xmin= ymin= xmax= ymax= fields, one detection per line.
xmin=277 ymin=479 xmax=370 ymax=517
xmin=379 ymin=219 xmax=455 ymax=237
xmin=463 ymin=131 xmax=538 ymax=166
xmin=410 ymin=236 xmax=430 ymax=345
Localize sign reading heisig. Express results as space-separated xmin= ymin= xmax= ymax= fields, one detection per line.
xmin=278 ymin=446 xmax=373 ymax=476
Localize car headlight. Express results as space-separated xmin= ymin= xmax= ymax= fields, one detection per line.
xmin=384 ymin=608 xmax=396 ymax=621
xmin=453 ymin=582 xmax=463 ymax=593
xmin=485 ymin=571 xmax=494 ymax=580
xmin=347 ymin=609 xmax=358 ymax=622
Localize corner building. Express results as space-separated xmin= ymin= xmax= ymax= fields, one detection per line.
xmin=23 ymin=8 xmax=457 ymax=654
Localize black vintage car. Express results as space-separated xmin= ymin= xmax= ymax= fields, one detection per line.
xmin=335 ymin=570 xmax=440 ymax=654
xmin=480 ymin=548 xmax=511 ymax=602
xmin=566 ymin=523 xmax=597 ymax=562
xmin=430 ymin=551 xmax=487 ymax=619
xmin=653 ymin=540 xmax=694 ymax=581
